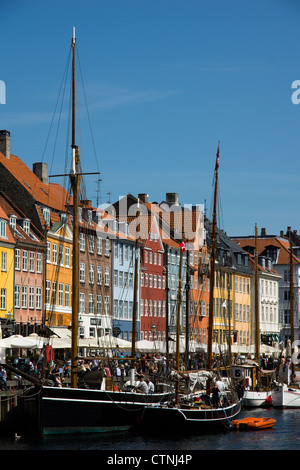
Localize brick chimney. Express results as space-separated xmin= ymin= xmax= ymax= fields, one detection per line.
xmin=0 ymin=130 xmax=10 ymax=159
xmin=166 ymin=192 xmax=179 ymax=206
xmin=33 ymin=162 xmax=49 ymax=184
xmin=138 ymin=193 xmax=149 ymax=203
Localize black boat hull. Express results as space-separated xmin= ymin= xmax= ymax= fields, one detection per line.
xmin=19 ymin=385 xmax=173 ymax=435
xmin=140 ymin=401 xmax=242 ymax=434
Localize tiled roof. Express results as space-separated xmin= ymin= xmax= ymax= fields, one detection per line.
xmin=0 ymin=193 xmax=44 ymax=246
xmin=232 ymin=236 xmax=300 ymax=265
xmin=0 ymin=152 xmax=70 ymax=212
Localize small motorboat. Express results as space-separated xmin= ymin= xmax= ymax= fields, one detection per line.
xmin=232 ymin=417 xmax=276 ymax=430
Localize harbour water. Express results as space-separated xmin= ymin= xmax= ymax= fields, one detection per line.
xmin=0 ymin=407 xmax=299 ymax=452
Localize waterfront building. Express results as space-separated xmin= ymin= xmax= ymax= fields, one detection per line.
xmin=205 ymin=219 xmax=253 ymax=353
xmin=250 ymin=253 xmax=281 ymax=350
xmin=138 ymin=214 xmax=166 ymax=342
xmin=232 ymin=227 xmax=300 ymax=346
xmin=0 ymin=192 xmax=45 ymax=335
xmin=111 ymin=223 xmax=139 ymax=342
xmin=44 ymin=218 xmax=73 ymax=328
xmin=75 ymin=200 xmax=113 ymax=338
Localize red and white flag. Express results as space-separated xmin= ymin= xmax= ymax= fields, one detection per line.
xmin=180 ymin=241 xmax=186 ymax=253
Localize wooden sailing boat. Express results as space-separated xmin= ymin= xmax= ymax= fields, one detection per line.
xmin=141 ymin=143 xmax=241 ymax=433
xmin=6 ymin=29 xmax=172 ymax=437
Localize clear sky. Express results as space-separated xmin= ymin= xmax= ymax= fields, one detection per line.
xmin=1 ymin=0 xmax=300 ymax=237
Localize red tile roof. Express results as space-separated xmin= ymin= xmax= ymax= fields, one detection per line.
xmin=0 ymin=152 xmax=71 ymax=212
xmin=232 ymin=236 xmax=300 ymax=265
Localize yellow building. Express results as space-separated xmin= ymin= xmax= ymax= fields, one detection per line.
xmin=45 ymin=219 xmax=73 ymax=327
xmin=0 ymin=209 xmax=15 ymax=322
xmin=213 ymin=269 xmax=234 ymax=346
xmin=233 ymin=273 xmax=252 ymax=350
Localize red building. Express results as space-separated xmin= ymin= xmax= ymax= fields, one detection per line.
xmin=137 ymin=214 xmax=167 ymax=342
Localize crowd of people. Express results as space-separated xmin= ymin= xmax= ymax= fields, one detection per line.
xmin=0 ymin=348 xmax=295 ymax=396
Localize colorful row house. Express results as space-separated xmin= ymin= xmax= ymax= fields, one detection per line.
xmin=0 ymin=192 xmax=45 ymax=336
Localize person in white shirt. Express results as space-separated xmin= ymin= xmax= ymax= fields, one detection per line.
xmin=146 ymin=378 xmax=154 ymax=394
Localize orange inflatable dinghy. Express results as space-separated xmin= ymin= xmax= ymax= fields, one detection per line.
xmin=233 ymin=417 xmax=276 ymax=430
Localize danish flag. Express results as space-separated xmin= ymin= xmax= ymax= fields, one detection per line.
xmin=180 ymin=241 xmax=186 ymax=253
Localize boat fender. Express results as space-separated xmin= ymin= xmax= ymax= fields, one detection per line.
xmin=265 ymin=395 xmax=272 ymax=404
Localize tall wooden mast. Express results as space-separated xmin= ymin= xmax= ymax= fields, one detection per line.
xmin=130 ymin=201 xmax=140 ymax=385
xmin=70 ymin=27 xmax=80 ymax=388
xmin=289 ymin=233 xmax=295 ymax=380
xmin=207 ymin=143 xmax=220 ymax=384
xmin=175 ymin=241 xmax=184 ymax=405
xmin=254 ymin=223 xmax=260 ymax=361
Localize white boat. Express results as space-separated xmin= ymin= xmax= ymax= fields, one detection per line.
xmin=242 ymin=389 xmax=272 ymax=408
xmin=271 ymin=383 xmax=300 ymax=408
xmin=232 ymin=361 xmax=273 ymax=408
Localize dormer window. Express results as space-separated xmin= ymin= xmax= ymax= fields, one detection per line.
xmin=97 ymin=212 xmax=102 ymax=225
xmin=43 ymin=208 xmax=50 ymax=225
xmin=23 ymin=219 xmax=30 ymax=235
xmin=0 ymin=220 xmax=7 ymax=239
xmin=78 ymin=207 xmax=82 ymax=222
xmin=88 ymin=210 xmax=92 ymax=225
xmin=9 ymin=215 xmax=16 ymax=230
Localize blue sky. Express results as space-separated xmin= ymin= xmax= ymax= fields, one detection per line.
xmin=1 ymin=0 xmax=300 ymax=236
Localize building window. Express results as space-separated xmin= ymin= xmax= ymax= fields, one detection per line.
xmin=97 ymin=266 xmax=102 ymax=285
xmin=65 ymin=247 xmax=70 ymax=267
xmin=23 ymin=250 xmax=28 ymax=271
xmin=79 ymin=293 xmax=85 ymax=314
xmin=0 ymin=288 xmax=6 ymax=310
xmin=89 ymin=264 xmax=94 ymax=284
xmin=59 ymin=283 xmax=64 ymax=306
xmin=65 ymin=284 xmax=70 ymax=307
xmin=0 ymin=221 xmax=7 ymax=238
xmin=79 ymin=233 xmax=85 ymax=251
xmin=14 ymin=285 xmax=20 ymax=308
xmin=97 ymin=237 xmax=102 ymax=255
xmin=23 ymin=219 xmax=30 ymax=234
xmin=105 ymin=267 xmax=110 ymax=286
xmin=29 ymin=287 xmax=35 ymax=309
xmin=37 ymin=253 xmax=42 ymax=273
xmin=59 ymin=245 xmax=64 ymax=265
xmin=80 ymin=263 xmax=85 ymax=283
xmin=43 ymin=208 xmax=50 ymax=225
xmin=97 ymin=295 xmax=102 ymax=315
xmin=9 ymin=216 xmax=16 ymax=230
xmin=30 ymin=252 xmax=35 ymax=272
xmin=104 ymin=296 xmax=109 ymax=315
xmin=105 ymin=239 xmax=110 ymax=256
xmin=52 ymin=243 xmax=57 ymax=264
xmin=89 ymin=294 xmax=94 ymax=314
xmin=52 ymin=282 xmax=57 ymax=305
xmin=36 ymin=287 xmax=42 ymax=310
xmin=46 ymin=280 xmax=51 ymax=304
xmin=46 ymin=242 xmax=51 ymax=262
xmin=89 ymin=235 xmax=94 ymax=253
xmin=22 ymin=286 xmax=27 ymax=309
xmin=15 ymin=249 xmax=20 ymax=270
xmin=1 ymin=252 xmax=7 ymax=271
